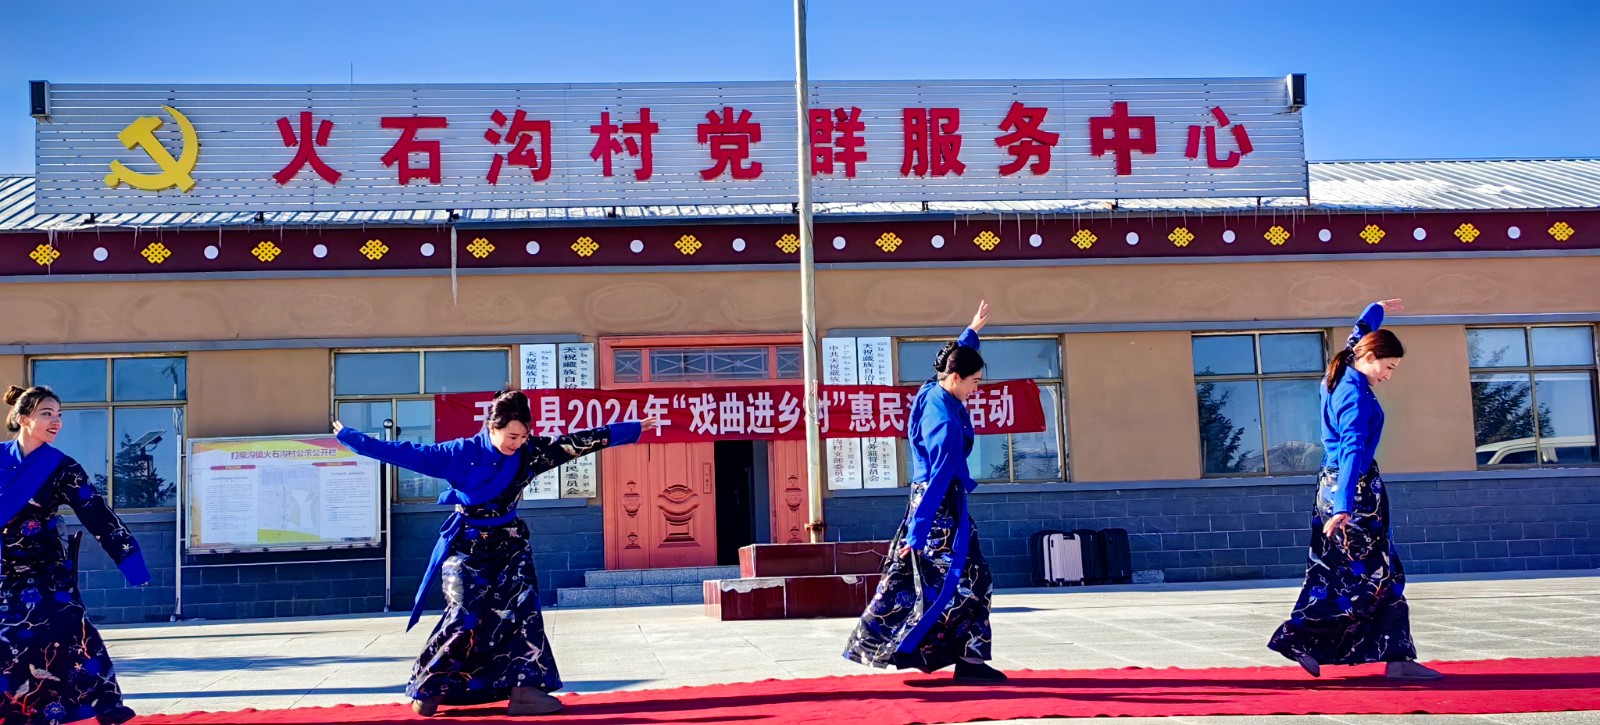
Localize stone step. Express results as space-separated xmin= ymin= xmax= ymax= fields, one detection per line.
xmin=584 ymin=565 xmax=741 ymax=589
xmin=556 ymin=582 xmax=710 ymax=608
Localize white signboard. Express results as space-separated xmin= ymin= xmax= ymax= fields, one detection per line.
xmin=186 ymin=435 xmax=381 ymax=553
xmin=520 ymin=343 xmax=561 ymax=500
xmin=34 ymin=78 xmax=1307 ymax=214
xmin=558 ymin=343 xmax=598 ymax=499
xmin=823 ymin=338 xmax=864 ymax=490
xmin=857 ymin=337 xmax=901 ymax=489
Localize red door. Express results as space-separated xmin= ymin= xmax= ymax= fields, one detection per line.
xmin=767 ymin=440 xmax=811 ymax=544
xmin=602 ymin=442 xmax=719 ymax=570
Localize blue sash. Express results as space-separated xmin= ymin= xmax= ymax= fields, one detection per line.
xmin=407 ymin=444 xmax=531 ymax=631
xmin=0 ymin=441 xmax=65 ymax=529
xmin=896 ymin=484 xmax=971 ymax=654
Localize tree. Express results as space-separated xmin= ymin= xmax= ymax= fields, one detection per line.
xmin=110 ymin=433 xmax=176 ymax=509
xmin=1197 ymin=379 xmax=1249 ymax=474
xmin=1468 ymin=339 xmax=1553 ymax=447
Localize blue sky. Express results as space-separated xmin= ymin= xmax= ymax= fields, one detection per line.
xmin=1 ymin=0 xmax=1595 ymax=173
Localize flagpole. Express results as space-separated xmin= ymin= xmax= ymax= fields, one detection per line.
xmin=794 ymin=0 xmax=825 ymax=543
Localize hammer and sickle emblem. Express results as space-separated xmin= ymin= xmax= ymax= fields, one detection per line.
xmin=103 ymin=105 xmax=201 ymax=193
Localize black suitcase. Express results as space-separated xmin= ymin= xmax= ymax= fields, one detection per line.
xmin=1029 ymin=529 xmax=1067 ymax=586
xmin=1099 ymin=527 xmax=1133 ymax=584
xmin=1072 ymin=528 xmax=1106 ymax=584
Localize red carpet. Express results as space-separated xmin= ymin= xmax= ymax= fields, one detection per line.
xmin=139 ymin=656 xmax=1600 ymax=724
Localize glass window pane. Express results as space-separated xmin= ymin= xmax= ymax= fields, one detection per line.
xmin=111 ymin=407 xmax=183 ymax=509
xmin=979 ymin=339 xmax=1060 ymax=381
xmin=897 ymin=341 xmax=945 ymax=383
xmin=613 ymin=350 xmax=644 ymax=384
xmin=1197 ymin=380 xmax=1264 ymax=475
xmin=424 ymin=350 xmax=509 ymax=394
xmin=1534 ymin=372 xmax=1598 ymax=465
xmin=650 ymin=348 xmax=769 ymax=382
xmin=1192 ymin=336 xmax=1257 ymax=376
xmin=777 ymin=346 xmax=802 ymax=379
xmin=1260 ymin=333 xmax=1325 ymax=374
xmin=336 ymin=401 xmax=391 ymax=435
xmin=1468 ymin=328 xmax=1529 ymax=368
xmin=1263 ymin=380 xmax=1324 ymax=474
xmin=1472 ymin=373 xmax=1535 ymax=465
xmin=334 ymin=352 xmax=421 ymax=396
xmin=1007 ymin=385 xmax=1063 ymax=481
xmin=396 ymin=399 xmax=446 ymax=501
xmin=1531 ymin=327 xmax=1596 ymax=367
xmin=32 ymin=359 xmax=107 ymax=403
xmin=967 ymin=434 xmax=1012 ymax=482
xmin=112 ymin=357 xmax=187 ymax=401
xmin=56 ymin=408 xmax=109 ymax=497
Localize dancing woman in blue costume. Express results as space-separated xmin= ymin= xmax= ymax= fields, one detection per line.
xmin=1 ymin=386 xmax=148 ymax=725
xmin=844 ymin=301 xmax=1006 ymax=684
xmin=335 ymin=389 xmax=656 ymax=717
xmin=1268 ymin=299 xmax=1442 ymax=681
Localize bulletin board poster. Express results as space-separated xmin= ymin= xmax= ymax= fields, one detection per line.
xmin=185 ymin=435 xmax=381 ymax=554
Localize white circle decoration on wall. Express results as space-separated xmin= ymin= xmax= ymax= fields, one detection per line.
xmin=1126 ymin=232 xmax=1139 ymax=245
xmin=1413 ymin=227 xmax=1427 ymax=241
xmin=313 ymin=244 xmax=328 ymax=258
xmin=1508 ymin=226 xmax=1522 ymax=239
xmin=93 ymin=247 xmax=108 ymax=262
xmin=832 ymin=236 xmax=846 ymax=250
xmin=931 ymin=234 xmax=945 ymax=249
xmin=526 ymin=241 xmax=541 ymax=255
xmin=1028 ymin=233 xmax=1043 ymax=248
xmin=1318 ymin=229 xmax=1332 ymax=242
xmin=1222 ymin=230 xmax=1236 ymax=244
xmin=204 ymin=245 xmax=219 ymax=260
xmin=630 ymin=239 xmax=644 ymax=254
xmin=421 ymin=243 xmax=436 ymax=257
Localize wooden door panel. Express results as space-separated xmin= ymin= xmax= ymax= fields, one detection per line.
xmin=768 ymin=440 xmax=810 ymax=544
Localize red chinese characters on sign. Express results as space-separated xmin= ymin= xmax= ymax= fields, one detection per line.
xmin=380 ymin=116 xmax=449 ymax=185
xmin=698 ymin=107 xmax=763 ymax=180
xmin=273 ymin=111 xmax=341 ymax=185
xmin=901 ymin=108 xmax=965 ymax=177
xmin=1089 ymin=101 xmax=1156 ymax=176
xmin=485 ymin=110 xmax=553 ymax=184
xmin=433 ymin=380 xmax=1046 ymax=443
xmin=1185 ymin=107 xmax=1254 ymax=170
xmin=995 ymin=101 xmax=1059 ymax=176
xmin=810 ymin=107 xmax=867 ymax=178
xmin=589 ymin=109 xmax=659 ymax=181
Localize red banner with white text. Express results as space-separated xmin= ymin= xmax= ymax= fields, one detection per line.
xmin=434 ymin=381 xmax=1045 ymax=443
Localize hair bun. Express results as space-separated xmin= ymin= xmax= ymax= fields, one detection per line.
xmin=3 ymin=385 xmax=24 ymax=406
xmin=932 ymin=341 xmax=960 ymax=374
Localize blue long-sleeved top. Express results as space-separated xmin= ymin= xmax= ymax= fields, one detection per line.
xmin=905 ymin=327 xmax=980 ymax=550
xmin=336 ymin=420 xmax=641 ymax=629
xmin=1319 ymin=303 xmax=1386 ymax=515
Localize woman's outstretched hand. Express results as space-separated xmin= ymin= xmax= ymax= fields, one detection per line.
xmin=970 ymin=300 xmax=990 ymax=333
xmin=1377 ymin=299 xmax=1405 ymax=312
xmin=640 ymin=416 xmax=661 ymax=432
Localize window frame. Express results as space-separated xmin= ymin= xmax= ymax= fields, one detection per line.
xmin=27 ymin=353 xmax=189 ymax=511
xmin=892 ymin=334 xmax=1068 ymax=485
xmin=1191 ymin=330 xmax=1329 ymax=478
xmin=1467 ymin=324 xmax=1600 ymax=470
xmin=331 ymin=346 xmax=514 ymax=502
xmin=600 ymin=335 xmax=803 ymax=389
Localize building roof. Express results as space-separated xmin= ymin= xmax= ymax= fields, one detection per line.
xmin=3 ymin=158 xmax=1597 ymax=233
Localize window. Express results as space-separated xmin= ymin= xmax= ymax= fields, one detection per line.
xmin=1468 ymin=326 xmax=1598 ymax=468
xmin=895 ymin=337 xmax=1066 ymax=483
xmin=1192 ymin=332 xmax=1326 ymax=476
xmin=30 ymin=356 xmax=187 ymax=509
xmin=333 ymin=349 xmax=511 ymax=500
xmin=607 ymin=344 xmax=801 ymax=384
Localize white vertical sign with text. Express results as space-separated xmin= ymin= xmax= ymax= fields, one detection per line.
xmin=520 ymin=344 xmax=562 ymax=500
xmin=856 ymin=337 xmax=901 ymax=489
xmin=823 ymin=338 xmax=863 ymax=490
xmin=558 ymin=343 xmax=599 ymax=499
